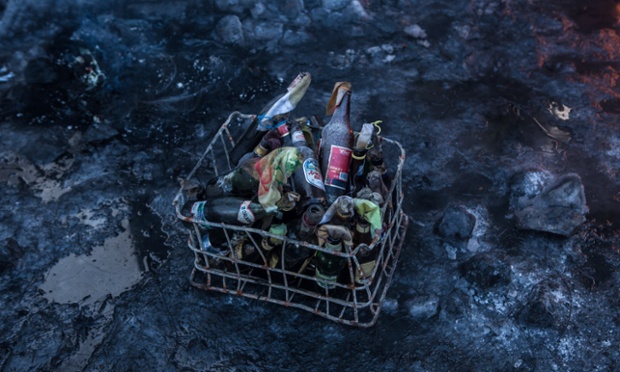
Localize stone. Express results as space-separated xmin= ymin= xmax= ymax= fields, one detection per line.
xmin=281 ymin=29 xmax=312 ymax=46
xmin=436 ymin=204 xmax=476 ymax=241
xmin=407 ymin=295 xmax=439 ymax=319
xmin=304 ymin=0 xmax=322 ymax=9
xmin=215 ymin=15 xmax=244 ymax=45
xmin=404 ymin=24 xmax=427 ymax=39
xmin=214 ymin=0 xmax=254 ymax=13
xmin=253 ymin=22 xmax=283 ymax=41
xmin=517 ymin=277 xmax=571 ymax=329
xmin=459 ymin=253 xmax=511 ymax=289
xmin=513 ymin=173 xmax=588 ymax=236
xmin=279 ymin=0 xmax=303 ymax=20
xmin=322 ymin=0 xmax=351 ymax=12
xmin=250 ymin=2 xmax=266 ymax=19
xmin=509 ymin=169 xmax=554 ymax=211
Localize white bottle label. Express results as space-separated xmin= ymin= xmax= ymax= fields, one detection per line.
xmin=292 ymin=129 xmax=306 ymax=144
xmin=303 ymin=158 xmax=325 ymax=191
xmin=237 ymin=200 xmax=255 ymax=225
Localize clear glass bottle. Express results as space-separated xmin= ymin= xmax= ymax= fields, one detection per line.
xmin=228 ymin=72 xmax=311 ymax=166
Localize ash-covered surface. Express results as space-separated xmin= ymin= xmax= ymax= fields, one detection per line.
xmin=1 ymin=0 xmax=620 ymax=370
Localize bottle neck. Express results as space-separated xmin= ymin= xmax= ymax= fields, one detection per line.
xmin=356 ymin=221 xmax=371 ymax=234
xmin=324 ymin=239 xmax=342 ymax=252
xmin=328 ymin=91 xmax=351 ymax=127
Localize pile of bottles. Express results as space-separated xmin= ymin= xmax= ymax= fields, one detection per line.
xmin=180 ymin=72 xmax=392 ymax=289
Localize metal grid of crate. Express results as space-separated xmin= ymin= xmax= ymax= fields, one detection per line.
xmin=173 ymin=112 xmax=408 ymax=327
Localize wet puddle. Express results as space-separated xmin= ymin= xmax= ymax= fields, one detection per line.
xmin=40 ymin=219 xmax=142 ymax=307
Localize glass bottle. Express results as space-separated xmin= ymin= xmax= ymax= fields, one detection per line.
xmin=182 ymin=197 xmax=277 ymax=226
xmin=349 ymin=123 xmax=374 ymax=196
xmin=237 ymin=127 xmax=285 ymax=165
xmin=320 ymin=195 xmax=355 ymax=230
xmin=202 ymin=157 xmax=260 ymax=199
xmin=315 ymin=235 xmax=347 ymax=290
xmin=319 ymin=87 xmax=353 ymax=204
xmin=283 ymin=204 xmax=325 ymax=271
xmin=352 ymin=218 xmax=377 ymax=286
xmin=290 ymin=120 xmax=327 ymax=211
xmin=367 ymin=146 xmax=391 ymax=190
xmin=261 ymin=223 xmax=287 ymax=268
xmin=228 ymin=72 xmax=311 ymax=166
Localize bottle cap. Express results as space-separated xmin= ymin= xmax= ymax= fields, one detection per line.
xmin=277 ymin=124 xmax=290 ymax=138
xmin=254 ymin=143 xmax=269 ymax=157
xmin=325 ymin=235 xmax=343 ymax=251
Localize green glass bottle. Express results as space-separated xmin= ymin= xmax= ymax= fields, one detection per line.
xmin=261 ymin=223 xmax=287 ymax=268
xmin=182 ymin=198 xmax=276 ymax=226
xmin=203 ymin=157 xmax=260 ymax=198
xmin=315 ymin=235 xmax=347 ymax=289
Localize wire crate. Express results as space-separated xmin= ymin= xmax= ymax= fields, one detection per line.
xmin=173 ymin=112 xmax=408 ymax=327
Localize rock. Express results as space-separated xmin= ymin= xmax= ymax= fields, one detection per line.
xmin=250 ymin=2 xmax=266 ymax=19
xmin=304 ymin=0 xmax=322 ymax=9
xmin=215 ymin=15 xmax=244 ymax=45
xmin=407 ymin=295 xmax=439 ymax=319
xmin=214 ymin=0 xmax=254 ymax=13
xmin=509 ymin=169 xmax=554 ymax=211
xmin=0 ymin=238 xmax=24 ymax=272
xmin=404 ymin=24 xmax=427 ymax=39
xmin=253 ymin=21 xmax=283 ymax=41
xmin=517 ymin=277 xmax=571 ymax=329
xmin=322 ymin=0 xmax=351 ymax=12
xmin=513 ymin=173 xmax=588 ymax=236
xmin=83 ymin=121 xmax=119 ymax=144
xmin=435 ymin=204 xmax=476 ymax=241
xmin=279 ymin=0 xmax=303 ymax=20
xmin=281 ymin=29 xmax=312 ymax=46
xmin=460 ymin=253 xmax=511 ymax=289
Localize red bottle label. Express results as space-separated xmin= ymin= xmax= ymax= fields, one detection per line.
xmin=277 ymin=124 xmax=290 ymax=138
xmin=324 ymin=145 xmax=352 ymax=190
xmin=237 ymin=200 xmax=255 ymax=224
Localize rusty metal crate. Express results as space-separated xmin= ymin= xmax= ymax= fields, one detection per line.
xmin=173 ymin=112 xmax=408 ymax=327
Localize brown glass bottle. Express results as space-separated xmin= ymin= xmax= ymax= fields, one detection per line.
xmin=237 ymin=128 xmax=285 ymax=165
xmin=290 ymin=121 xmax=327 ymax=211
xmin=283 ymin=204 xmax=325 ymax=271
xmin=349 ymin=123 xmax=374 ymax=196
xmin=352 ymin=218 xmax=377 ymax=285
xmin=319 ymin=89 xmax=353 ymax=204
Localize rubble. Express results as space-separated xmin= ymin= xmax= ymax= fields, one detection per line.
xmin=0 ymin=0 xmax=619 ymax=370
